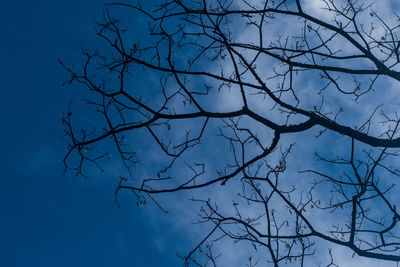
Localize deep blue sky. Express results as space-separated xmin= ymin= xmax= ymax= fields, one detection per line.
xmin=4 ymin=1 xmax=400 ymax=266
xmin=0 ymin=1 xmax=185 ymax=266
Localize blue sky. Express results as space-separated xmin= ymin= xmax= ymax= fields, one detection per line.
xmin=3 ymin=0 xmax=400 ymax=266
xmin=0 ymin=1 xmax=186 ymax=266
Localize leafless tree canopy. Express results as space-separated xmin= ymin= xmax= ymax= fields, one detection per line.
xmin=62 ymin=0 xmax=400 ymax=265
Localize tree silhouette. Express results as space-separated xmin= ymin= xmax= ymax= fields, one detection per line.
xmin=62 ymin=0 xmax=400 ymax=265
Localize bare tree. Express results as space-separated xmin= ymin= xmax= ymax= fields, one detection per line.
xmin=61 ymin=0 xmax=400 ymax=265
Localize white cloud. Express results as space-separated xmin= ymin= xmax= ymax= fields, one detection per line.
xmin=105 ymin=0 xmax=400 ymax=265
